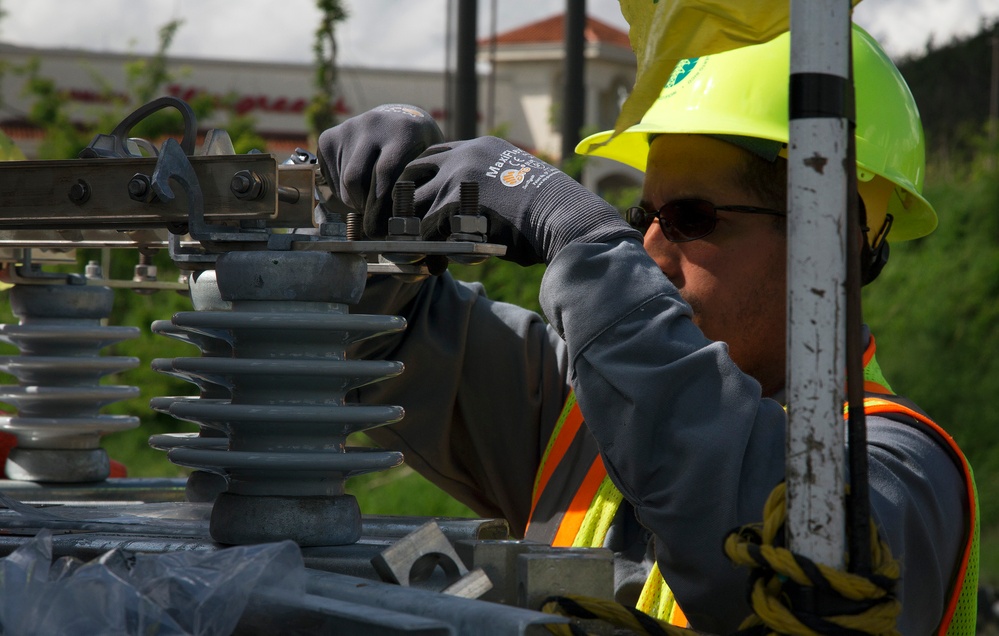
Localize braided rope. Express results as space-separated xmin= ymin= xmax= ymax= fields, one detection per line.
xmin=723 ymin=482 xmax=901 ymax=636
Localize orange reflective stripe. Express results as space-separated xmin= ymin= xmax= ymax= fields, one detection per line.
xmin=531 ymin=400 xmax=585 ymax=512
xmin=863 ymin=397 xmax=976 ymax=635
xmin=552 ymin=455 xmax=608 ymax=547
xmin=863 ymin=379 xmax=893 ymax=394
xmin=862 ymin=337 xmax=876 ymax=367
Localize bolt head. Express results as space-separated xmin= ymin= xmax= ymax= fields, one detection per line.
xmin=68 ymin=179 xmax=90 ymax=204
xmin=127 ymin=174 xmax=151 ymax=201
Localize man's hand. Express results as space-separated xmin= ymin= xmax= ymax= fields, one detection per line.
xmin=317 ymin=104 xmax=444 ymax=239
xmin=401 ymin=137 xmax=642 ymax=266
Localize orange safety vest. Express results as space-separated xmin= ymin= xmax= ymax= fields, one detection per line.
xmin=525 ymin=337 xmax=979 ymax=633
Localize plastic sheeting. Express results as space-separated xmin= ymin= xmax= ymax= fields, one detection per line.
xmin=587 ymin=0 xmax=864 ymax=151
xmin=0 ymin=529 xmax=306 ymax=635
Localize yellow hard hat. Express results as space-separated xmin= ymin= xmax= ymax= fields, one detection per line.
xmin=578 ymin=24 xmax=935 ymax=242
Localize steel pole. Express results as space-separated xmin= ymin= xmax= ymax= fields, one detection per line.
xmin=785 ymin=0 xmax=854 ymax=569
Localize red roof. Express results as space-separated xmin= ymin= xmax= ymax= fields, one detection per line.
xmin=480 ymin=13 xmax=631 ymax=49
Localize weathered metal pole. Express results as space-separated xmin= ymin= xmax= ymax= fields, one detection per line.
xmin=561 ymin=0 xmax=586 ymax=170
xmin=785 ymin=0 xmax=854 ymax=569
xmin=454 ymin=0 xmax=478 ymax=140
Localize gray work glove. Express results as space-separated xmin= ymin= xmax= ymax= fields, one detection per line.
xmin=317 ymin=104 xmax=444 ymax=239
xmin=401 ymin=137 xmax=643 ymax=266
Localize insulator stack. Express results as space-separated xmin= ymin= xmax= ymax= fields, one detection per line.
xmin=0 ymin=284 xmax=140 ymax=482
xmin=152 ymin=251 xmax=406 ymax=546
xmin=149 ymin=269 xmax=230 ymax=503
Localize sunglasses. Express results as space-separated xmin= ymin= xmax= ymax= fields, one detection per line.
xmin=626 ymin=199 xmax=787 ymax=243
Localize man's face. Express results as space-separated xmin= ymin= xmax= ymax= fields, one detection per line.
xmin=642 ymin=134 xmax=787 ymax=396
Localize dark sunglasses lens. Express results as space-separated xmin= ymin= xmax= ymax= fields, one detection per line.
xmin=627 ymin=206 xmax=653 ymax=231
xmin=660 ymin=200 xmax=717 ymax=242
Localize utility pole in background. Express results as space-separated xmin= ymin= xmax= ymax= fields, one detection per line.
xmin=486 ymin=0 xmax=498 ymax=134
xmin=454 ymin=0 xmax=478 ymax=140
xmin=561 ymin=0 xmax=586 ymax=174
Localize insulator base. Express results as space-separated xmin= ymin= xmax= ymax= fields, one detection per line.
xmin=210 ymin=491 xmax=361 ymax=547
xmin=6 ymin=447 xmax=110 ymax=483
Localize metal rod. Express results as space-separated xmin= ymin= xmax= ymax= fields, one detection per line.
xmin=454 ymin=0 xmax=478 ymax=140
xmin=561 ymin=0 xmax=586 ymax=169
xmin=785 ymin=0 xmax=853 ymax=569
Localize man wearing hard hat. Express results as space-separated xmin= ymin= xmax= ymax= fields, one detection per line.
xmin=318 ymin=25 xmax=976 ymax=633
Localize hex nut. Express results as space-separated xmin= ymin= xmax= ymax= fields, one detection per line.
xmin=388 ymin=216 xmax=421 ymax=237
xmin=451 ymin=214 xmax=488 ymax=236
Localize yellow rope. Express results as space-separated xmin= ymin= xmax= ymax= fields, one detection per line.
xmin=724 ymin=482 xmax=902 ymax=636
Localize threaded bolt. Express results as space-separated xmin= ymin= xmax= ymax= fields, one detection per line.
xmin=346 ymin=212 xmax=363 ymax=241
xmin=460 ymin=181 xmax=479 ymax=216
xmin=387 ymin=181 xmax=420 ymax=240
xmin=393 ymin=181 xmax=416 ymax=217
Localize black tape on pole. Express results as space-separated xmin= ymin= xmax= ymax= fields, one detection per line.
xmin=789 ymin=73 xmax=855 ymax=122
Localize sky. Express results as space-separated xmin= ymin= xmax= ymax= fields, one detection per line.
xmin=1 ymin=0 xmax=997 ymax=69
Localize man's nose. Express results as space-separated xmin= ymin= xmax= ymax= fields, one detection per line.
xmin=643 ymin=222 xmax=684 ymax=287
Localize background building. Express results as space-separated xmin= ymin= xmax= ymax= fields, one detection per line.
xmin=0 ymin=12 xmax=641 ymax=199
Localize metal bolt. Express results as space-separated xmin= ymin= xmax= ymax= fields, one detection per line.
xmin=346 ymin=211 xmax=363 ymax=241
xmin=84 ymin=260 xmax=103 ymax=279
xmin=68 ymin=179 xmax=91 ymax=205
xmin=388 ymin=181 xmax=420 ymax=239
xmin=393 ymin=181 xmax=416 ymax=218
xmin=230 ymin=170 xmax=265 ymax=200
xmin=448 ymin=180 xmax=488 ymax=265
xmin=128 ymin=173 xmax=152 ymax=202
xmin=460 ymin=181 xmax=479 ymax=217
xmin=449 ymin=181 xmax=487 ymax=243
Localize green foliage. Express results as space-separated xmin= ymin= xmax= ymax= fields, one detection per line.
xmin=897 ymin=19 xmax=999 ymax=163
xmin=126 ymin=21 xmax=182 ymax=104
xmin=19 ymin=58 xmax=91 ymax=158
xmin=306 ymin=0 xmax=349 ymax=141
xmin=450 ymin=260 xmax=546 ymax=316
xmin=347 ymin=465 xmax=475 ymax=517
xmin=862 ymin=154 xmax=999 ymax=583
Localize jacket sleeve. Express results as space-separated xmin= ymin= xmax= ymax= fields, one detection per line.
xmin=539 ymin=237 xmax=966 ymax=633
xmin=347 ymin=272 xmax=570 ymax=536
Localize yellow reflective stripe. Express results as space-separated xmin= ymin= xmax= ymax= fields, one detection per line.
xmin=636 ymin=562 xmax=687 ymax=625
xmin=863 ymin=397 xmax=979 ymax=635
xmin=571 ymin=475 xmax=623 ymax=548
xmin=946 ymin=456 xmax=980 ymax=636
xmin=863 ymin=349 xmax=894 ymax=394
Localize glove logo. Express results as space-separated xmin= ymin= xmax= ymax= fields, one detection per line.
xmin=377 ymin=104 xmax=427 ymax=119
xmin=500 ymin=166 xmax=531 ymax=187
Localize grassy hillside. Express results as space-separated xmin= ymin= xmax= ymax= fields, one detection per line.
xmin=863 ymin=155 xmax=999 ymax=583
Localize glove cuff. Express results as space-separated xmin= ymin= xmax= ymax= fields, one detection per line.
xmin=533 ymin=179 xmax=644 ymax=262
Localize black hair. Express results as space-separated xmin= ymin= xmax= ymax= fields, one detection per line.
xmin=738 ymin=154 xmax=788 ymax=232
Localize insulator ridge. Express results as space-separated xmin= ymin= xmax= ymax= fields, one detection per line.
xmin=150 ymin=251 xmax=406 ymax=546
xmin=0 ymin=284 xmax=140 ymax=482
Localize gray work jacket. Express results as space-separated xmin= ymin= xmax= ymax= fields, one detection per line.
xmin=349 ymin=237 xmax=965 ymax=633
